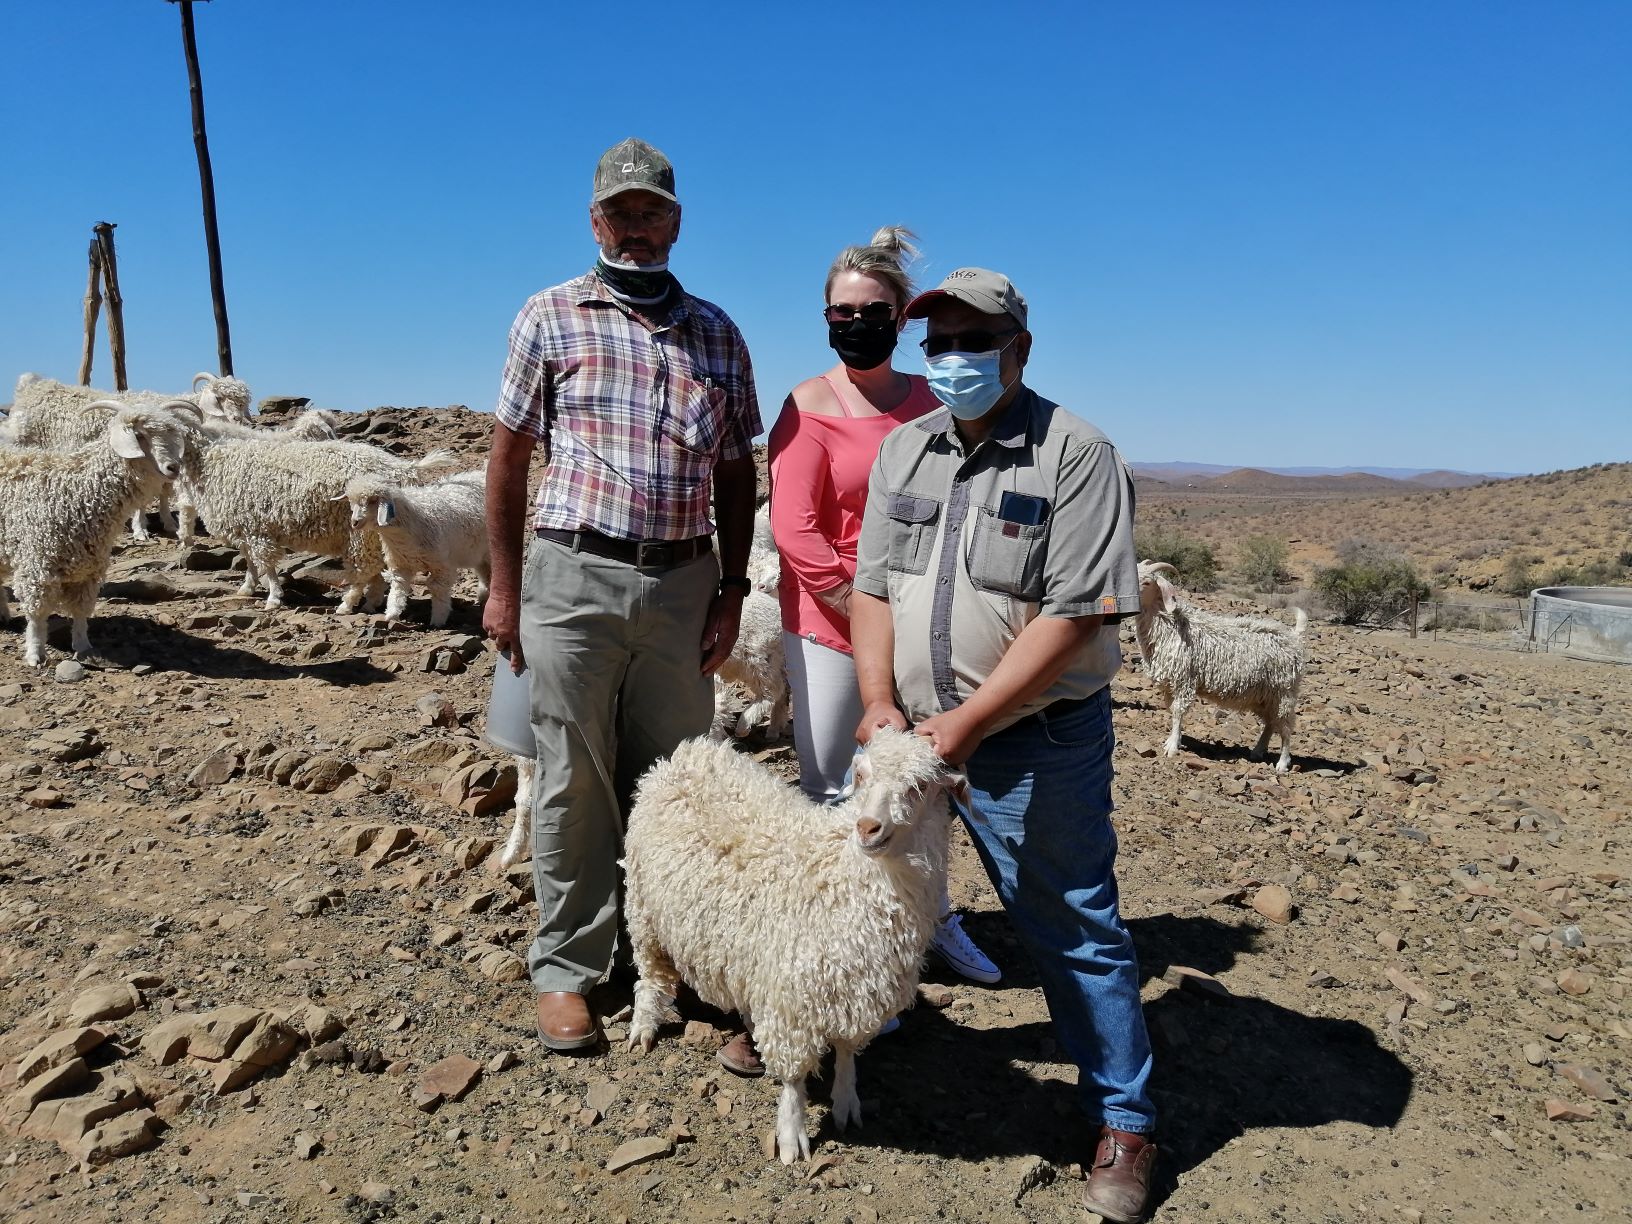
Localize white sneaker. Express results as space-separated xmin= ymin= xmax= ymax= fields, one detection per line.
xmin=929 ymin=913 xmax=1002 ymax=984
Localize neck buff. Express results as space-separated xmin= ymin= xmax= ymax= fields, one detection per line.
xmin=827 ymin=318 xmax=899 ymax=371
xmin=596 ymin=254 xmax=678 ymax=307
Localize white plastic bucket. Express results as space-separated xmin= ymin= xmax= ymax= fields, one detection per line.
xmin=485 ymin=654 xmax=535 ymax=758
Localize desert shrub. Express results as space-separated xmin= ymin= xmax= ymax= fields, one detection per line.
xmin=1500 ymin=553 xmax=1535 ymax=596
xmin=1236 ymin=535 xmax=1292 ymax=592
xmin=1314 ymin=540 xmax=1430 ymax=625
xmin=1134 ymin=527 xmax=1218 ymax=591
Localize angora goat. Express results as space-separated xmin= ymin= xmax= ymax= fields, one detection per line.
xmin=713 ymin=505 xmax=789 ymax=738
xmin=1133 ymin=559 xmax=1308 ymax=772
xmin=623 ymin=727 xmax=962 ymax=1163
xmin=342 ymin=467 xmax=488 ymax=627
xmin=0 ymin=402 xmax=198 ymax=665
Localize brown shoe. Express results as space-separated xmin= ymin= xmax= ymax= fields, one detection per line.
xmin=1081 ymin=1127 xmax=1157 ymax=1223
xmin=535 ymin=991 xmax=601 ymax=1052
xmin=716 ymin=1031 xmax=764 ymax=1077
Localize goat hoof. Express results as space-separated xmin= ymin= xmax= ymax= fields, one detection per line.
xmin=626 ymin=1029 xmax=656 ymax=1054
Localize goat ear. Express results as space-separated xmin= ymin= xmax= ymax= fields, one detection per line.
xmin=946 ymin=771 xmax=975 ymax=816
xmin=377 ymin=498 xmax=395 ymax=528
xmin=108 ymin=413 xmax=146 ymax=460
xmin=1156 ymin=575 xmax=1179 ymax=613
xmin=197 ymin=387 xmax=225 ymax=418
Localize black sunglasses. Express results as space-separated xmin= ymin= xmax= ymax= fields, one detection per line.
xmin=824 ymin=301 xmax=897 ymax=325
xmin=920 ymin=328 xmax=1019 ymax=358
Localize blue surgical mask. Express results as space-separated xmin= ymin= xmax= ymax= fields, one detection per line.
xmin=925 ymin=341 xmax=1015 ymax=420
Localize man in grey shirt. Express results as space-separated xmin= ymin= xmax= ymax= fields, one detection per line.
xmin=852 ymin=268 xmax=1157 ymax=1222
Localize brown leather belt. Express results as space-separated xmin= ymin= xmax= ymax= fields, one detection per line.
xmin=536 ymin=528 xmax=712 ymax=571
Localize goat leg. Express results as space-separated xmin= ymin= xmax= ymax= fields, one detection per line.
xmin=774 ymin=1078 xmax=813 ymax=1165
xmin=830 ymin=1042 xmax=861 ymax=1132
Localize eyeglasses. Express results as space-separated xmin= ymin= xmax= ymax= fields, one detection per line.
xmin=596 ymin=205 xmax=676 ymax=230
xmin=920 ymin=328 xmax=1019 ymax=358
xmin=824 ymin=301 xmax=897 ymax=326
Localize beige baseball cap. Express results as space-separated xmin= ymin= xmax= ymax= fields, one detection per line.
xmin=905 ymin=267 xmax=1027 ymax=329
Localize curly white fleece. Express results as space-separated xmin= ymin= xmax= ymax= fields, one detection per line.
xmin=623 ymin=727 xmax=955 ymax=1163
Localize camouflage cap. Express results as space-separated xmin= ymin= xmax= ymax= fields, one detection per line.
xmin=591 ymin=137 xmax=677 ymax=205
xmin=905 ymin=267 xmax=1027 ymax=329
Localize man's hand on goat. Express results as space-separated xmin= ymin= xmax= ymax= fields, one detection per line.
xmin=856 ymin=700 xmax=908 ymax=745
xmin=913 ymin=707 xmax=986 ymax=766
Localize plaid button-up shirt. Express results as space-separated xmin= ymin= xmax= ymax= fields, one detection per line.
xmin=495 ymin=268 xmax=761 ymax=541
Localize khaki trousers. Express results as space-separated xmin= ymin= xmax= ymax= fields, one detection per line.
xmin=519 ymin=534 xmax=717 ymax=993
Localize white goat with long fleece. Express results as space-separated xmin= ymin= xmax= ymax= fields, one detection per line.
xmin=168 ymin=406 xmax=338 ymax=559
xmin=0 ymin=402 xmax=197 ymax=665
xmin=342 ymin=467 xmax=489 ymax=627
xmin=8 ymin=372 xmax=252 ymax=539
xmin=624 ymin=727 xmax=961 ymax=1164
xmin=188 ymin=435 xmax=456 ymax=612
xmin=1133 ymin=559 xmax=1308 ymax=772
xmin=713 ymin=505 xmax=789 ymax=738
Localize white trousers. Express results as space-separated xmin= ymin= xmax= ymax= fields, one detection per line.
xmin=783 ymin=630 xmax=865 ymax=802
xmin=784 ymin=629 xmax=951 ymax=918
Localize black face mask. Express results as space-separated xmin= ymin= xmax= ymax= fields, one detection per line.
xmin=827 ymin=318 xmax=898 ymax=371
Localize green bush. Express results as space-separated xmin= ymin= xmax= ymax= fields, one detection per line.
xmin=1134 ymin=527 xmax=1218 ymax=591
xmin=1237 ymin=535 xmax=1291 ymax=592
xmin=1313 ymin=540 xmax=1430 ymax=625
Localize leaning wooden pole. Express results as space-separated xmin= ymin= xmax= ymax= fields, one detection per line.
xmin=93 ymin=222 xmax=128 ymax=391
xmin=78 ymin=237 xmax=104 ymax=386
xmin=174 ymin=0 xmax=233 ymax=376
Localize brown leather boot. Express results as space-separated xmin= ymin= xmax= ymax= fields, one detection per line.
xmin=1081 ymin=1127 xmax=1157 ymax=1223
xmin=716 ymin=1031 xmax=764 ymax=1077
xmin=535 ymin=992 xmax=600 ymax=1052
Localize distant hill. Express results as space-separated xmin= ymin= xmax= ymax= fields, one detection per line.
xmin=1404 ymin=469 xmax=1494 ymax=489
xmin=1186 ymin=467 xmax=1419 ymax=495
xmin=1132 ymin=460 xmax=1515 ymax=485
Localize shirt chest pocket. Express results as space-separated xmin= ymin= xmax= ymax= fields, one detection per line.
xmin=967 ymin=506 xmax=1049 ymax=601
xmin=886 ymin=493 xmax=941 ymax=576
xmin=664 ymin=364 xmax=728 ymax=459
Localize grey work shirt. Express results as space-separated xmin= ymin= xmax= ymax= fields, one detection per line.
xmin=854 ymin=388 xmax=1140 ymax=733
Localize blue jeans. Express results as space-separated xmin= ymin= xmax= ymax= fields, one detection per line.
xmin=956 ymin=685 xmax=1156 ymax=1134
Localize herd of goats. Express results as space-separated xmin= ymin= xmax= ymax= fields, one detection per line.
xmin=0 ymin=368 xmax=1313 ymax=1163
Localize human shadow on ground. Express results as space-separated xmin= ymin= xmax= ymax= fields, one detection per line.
xmin=39 ymin=614 xmax=395 ymax=686
xmin=824 ymin=913 xmax=1413 ymax=1208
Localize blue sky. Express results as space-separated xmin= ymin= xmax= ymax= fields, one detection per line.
xmin=3 ymin=2 xmax=1627 ymax=474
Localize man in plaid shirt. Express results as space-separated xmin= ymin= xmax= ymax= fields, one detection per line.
xmin=484 ymin=138 xmax=761 ymax=1052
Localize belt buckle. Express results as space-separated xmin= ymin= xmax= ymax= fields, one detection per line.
xmin=635 ymin=540 xmax=671 ymax=569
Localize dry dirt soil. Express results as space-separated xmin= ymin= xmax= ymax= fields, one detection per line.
xmin=1 ymin=409 xmax=1629 ymax=1224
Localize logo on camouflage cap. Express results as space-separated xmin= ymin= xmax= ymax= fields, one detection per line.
xmin=592 ymin=137 xmax=677 ymax=205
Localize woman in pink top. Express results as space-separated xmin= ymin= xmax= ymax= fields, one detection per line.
xmin=769 ymin=226 xmax=1000 ymax=978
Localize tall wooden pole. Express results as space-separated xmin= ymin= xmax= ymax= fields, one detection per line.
xmin=93 ymin=223 xmax=129 ymax=391
xmin=78 ymin=238 xmax=104 ymax=386
xmin=173 ymin=0 xmax=233 ymax=376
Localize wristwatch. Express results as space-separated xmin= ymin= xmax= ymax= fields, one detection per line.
xmin=718 ymin=576 xmax=753 ymax=596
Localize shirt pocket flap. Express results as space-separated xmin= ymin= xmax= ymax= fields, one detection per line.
xmin=888 ymin=493 xmax=941 ymax=525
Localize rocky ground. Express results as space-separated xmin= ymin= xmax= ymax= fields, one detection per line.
xmin=1 ymin=413 xmax=1629 ymax=1223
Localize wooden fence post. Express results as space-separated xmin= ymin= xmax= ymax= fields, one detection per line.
xmin=172 ymin=0 xmax=233 ymax=376
xmin=93 ymin=222 xmax=128 ymax=391
xmin=78 ymin=236 xmax=104 ymax=386
xmin=1409 ymin=593 xmax=1419 ymax=639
